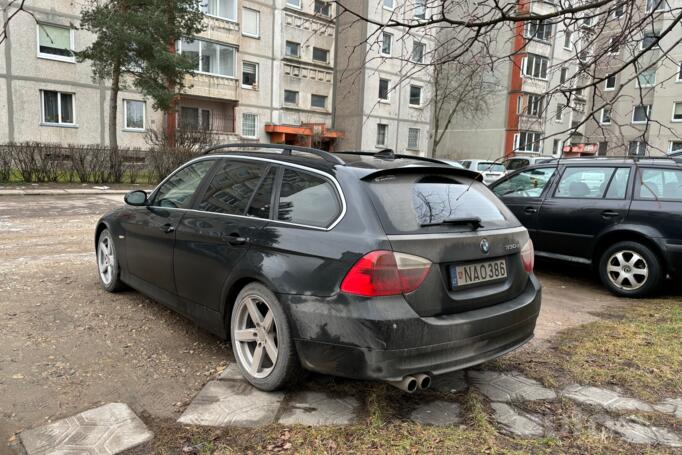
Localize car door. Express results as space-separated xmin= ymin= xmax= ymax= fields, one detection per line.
xmin=491 ymin=166 xmax=557 ymax=244
xmin=535 ymin=166 xmax=632 ymax=260
xmin=122 ymin=159 xmax=216 ymax=298
xmin=173 ymin=158 xmax=274 ymax=321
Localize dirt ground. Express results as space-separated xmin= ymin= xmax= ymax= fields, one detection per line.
xmin=0 ymin=194 xmax=647 ymax=448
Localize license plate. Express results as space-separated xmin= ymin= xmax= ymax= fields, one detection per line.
xmin=450 ymin=259 xmax=507 ymax=288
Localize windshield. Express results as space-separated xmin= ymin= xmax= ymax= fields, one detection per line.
xmin=477 ymin=162 xmax=506 ymax=173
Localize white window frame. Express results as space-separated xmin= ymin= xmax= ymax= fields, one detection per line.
xmin=556 ymin=103 xmax=565 ymax=122
xmin=523 ymin=54 xmax=549 ymax=80
xmin=414 ymin=0 xmax=426 ymax=20
xmin=378 ymin=78 xmax=390 ymax=102
xmin=383 ymin=0 xmax=395 ymax=11
xmin=524 ymin=20 xmax=552 ymax=42
xmin=376 ymin=123 xmax=388 ymax=146
xmin=677 ymin=62 xmax=682 ymax=82
xmin=600 ymin=107 xmax=612 ymax=125
xmin=607 ymin=37 xmax=619 ymax=54
xmin=560 ymin=67 xmax=568 ymax=84
xmin=123 ymin=99 xmax=146 ymax=131
xmin=36 ymin=23 xmax=75 ymax=63
xmin=632 ymin=104 xmax=651 ymax=124
xmin=646 ymin=0 xmax=665 ymax=13
xmin=380 ymin=32 xmax=393 ymax=56
xmin=411 ymin=41 xmax=425 ymax=63
xmin=563 ymin=30 xmax=572 ymax=50
xmin=285 ymin=40 xmax=301 ymax=58
xmin=241 ymin=8 xmax=260 ymax=38
xmin=605 ymin=73 xmax=616 ymax=90
xmin=613 ymin=4 xmax=625 ymax=18
xmin=286 ymin=0 xmax=302 ymax=9
xmin=241 ymin=112 xmax=258 ymax=138
xmin=668 ymin=141 xmax=682 ymax=153
xmin=629 ymin=141 xmax=646 ymax=156
xmin=640 ymin=31 xmax=659 ymax=50
xmin=314 ymin=0 xmax=332 ymax=16
xmin=202 ymin=0 xmax=238 ymax=22
xmin=40 ymin=90 xmax=76 ymax=126
xmin=515 ymin=131 xmax=542 ymax=153
xmin=241 ymin=61 xmax=258 ymax=89
xmin=636 ymin=69 xmax=656 ymax=87
xmin=407 ymin=127 xmax=420 ymax=150
xmin=408 ymin=84 xmax=422 ymax=107
xmin=671 ymin=102 xmax=682 ymax=122
xmin=177 ymin=39 xmax=237 ymax=79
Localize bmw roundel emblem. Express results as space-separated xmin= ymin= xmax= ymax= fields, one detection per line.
xmin=480 ymin=239 xmax=490 ymax=254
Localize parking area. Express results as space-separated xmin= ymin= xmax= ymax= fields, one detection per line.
xmin=1 ymin=195 xmax=680 ymax=452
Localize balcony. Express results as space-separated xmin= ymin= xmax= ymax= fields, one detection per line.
xmin=184 ymin=73 xmax=239 ymax=100
xmin=176 ymin=96 xmax=240 ymax=141
xmin=522 ymin=77 xmax=549 ymax=94
xmin=518 ymin=114 xmax=544 ymax=132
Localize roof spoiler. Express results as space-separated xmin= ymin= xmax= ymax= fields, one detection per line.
xmin=360 ymin=166 xmax=484 ymax=182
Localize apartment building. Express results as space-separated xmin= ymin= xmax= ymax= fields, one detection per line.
xmin=0 ymin=0 xmax=342 ymax=149
xmin=333 ymin=0 xmax=434 ymax=155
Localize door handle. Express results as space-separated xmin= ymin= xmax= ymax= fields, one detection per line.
xmin=602 ymin=210 xmax=619 ymax=218
xmin=225 ymin=233 xmax=249 ymax=246
xmin=524 ymin=207 xmax=538 ymax=214
xmin=161 ymin=223 xmax=175 ymax=233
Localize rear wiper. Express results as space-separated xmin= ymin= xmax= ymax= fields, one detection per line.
xmin=421 ymin=216 xmax=483 ymax=229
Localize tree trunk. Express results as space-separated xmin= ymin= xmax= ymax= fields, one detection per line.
xmin=109 ymin=58 xmax=121 ymax=181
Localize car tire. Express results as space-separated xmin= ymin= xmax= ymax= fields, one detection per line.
xmin=599 ymin=241 xmax=662 ymax=298
xmin=96 ymin=229 xmax=125 ymax=292
xmin=230 ymin=283 xmax=304 ymax=391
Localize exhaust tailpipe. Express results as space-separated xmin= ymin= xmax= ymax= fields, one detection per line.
xmin=388 ymin=375 xmax=418 ymax=393
xmin=414 ymin=373 xmax=432 ymax=390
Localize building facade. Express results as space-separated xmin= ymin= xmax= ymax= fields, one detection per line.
xmin=0 ymin=0 xmax=342 ymax=149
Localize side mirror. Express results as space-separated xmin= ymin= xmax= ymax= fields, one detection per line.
xmin=124 ymin=190 xmax=148 ymax=206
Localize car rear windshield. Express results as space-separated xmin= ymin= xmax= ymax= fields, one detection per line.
xmin=478 ymin=162 xmax=506 ymax=173
xmin=365 ymin=173 xmax=517 ymax=234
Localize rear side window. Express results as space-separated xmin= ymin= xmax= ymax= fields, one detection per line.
xmin=197 ymin=160 xmax=266 ymax=215
xmin=554 ymin=167 xmax=615 ymax=199
xmin=366 ymin=173 xmax=515 ymax=234
xmin=493 ymin=167 xmax=555 ymax=198
xmin=246 ymin=168 xmax=276 ymax=219
xmin=637 ymin=168 xmax=682 ymax=200
xmin=277 ymin=169 xmax=340 ymax=228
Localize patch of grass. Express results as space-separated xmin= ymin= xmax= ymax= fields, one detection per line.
xmin=497 ymin=299 xmax=682 ymax=402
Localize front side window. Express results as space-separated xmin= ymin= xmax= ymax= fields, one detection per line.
xmin=41 ymin=90 xmax=74 ymax=125
xmin=198 ymin=161 xmax=266 ymax=215
xmin=124 ymin=100 xmax=145 ymax=130
xmin=312 ymin=47 xmax=329 ymax=63
xmin=242 ymin=8 xmax=260 ymax=37
xmin=178 ymin=39 xmax=236 ymax=77
xmin=409 ymin=85 xmax=422 ymax=106
xmin=311 ymin=94 xmax=327 ymax=109
xmin=278 ymin=169 xmax=340 ymax=228
xmin=412 ymin=42 xmax=425 ymax=63
xmin=202 ymin=0 xmax=237 ymax=21
xmin=632 ymin=104 xmax=651 ymax=123
xmin=37 ymin=24 xmax=74 ymax=61
xmin=378 ymin=78 xmax=390 ymax=100
xmin=524 ymin=54 xmax=548 ymax=79
xmin=242 ymin=113 xmax=257 ymax=137
xmin=637 ymin=168 xmax=682 ymax=200
xmin=381 ymin=32 xmax=393 ymax=55
xmin=153 ymin=160 xmax=215 ymax=208
xmin=493 ymin=167 xmax=556 ymax=198
xmin=377 ymin=123 xmax=388 ymax=146
xmin=285 ymin=41 xmax=300 ymax=57
xmin=242 ymin=61 xmax=258 ymax=88
xmin=555 ymin=167 xmax=615 ymax=199
xmin=407 ymin=128 xmax=420 ymax=150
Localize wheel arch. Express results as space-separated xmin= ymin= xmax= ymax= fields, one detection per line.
xmin=593 ymin=228 xmax=666 ymax=271
xmin=94 ymin=221 xmax=111 ymax=249
xmin=220 ymin=274 xmax=279 ymax=339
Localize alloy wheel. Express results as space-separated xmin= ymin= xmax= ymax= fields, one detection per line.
xmin=97 ymin=234 xmax=115 ymax=285
xmin=234 ymin=295 xmax=278 ymax=379
xmin=606 ymin=250 xmax=649 ymax=291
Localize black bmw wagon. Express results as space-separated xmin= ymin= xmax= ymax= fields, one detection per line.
xmin=95 ymin=145 xmax=541 ymax=392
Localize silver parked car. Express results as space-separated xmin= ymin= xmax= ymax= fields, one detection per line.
xmin=459 ymin=159 xmax=507 ymax=185
xmin=504 ymin=156 xmax=554 ymax=171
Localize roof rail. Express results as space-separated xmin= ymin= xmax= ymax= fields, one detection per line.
xmin=201 ymin=143 xmax=345 ymax=165
xmin=543 ymin=155 xmax=682 ymax=164
xmin=336 ymin=150 xmax=451 ymax=166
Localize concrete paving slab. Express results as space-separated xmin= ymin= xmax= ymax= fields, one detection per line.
xmin=562 ymin=385 xmax=654 ymax=413
xmin=600 ymin=417 xmax=682 ymax=447
xmin=431 ymin=371 xmax=468 ymax=394
xmin=177 ymin=380 xmax=284 ymax=427
xmin=490 ymin=402 xmax=547 ymax=438
xmin=20 ymin=403 xmax=152 ymax=455
xmin=654 ymin=398 xmax=682 ymax=418
xmin=278 ymin=391 xmax=360 ymax=426
xmin=409 ymin=400 xmax=461 ymax=426
xmin=470 ymin=371 xmax=557 ymax=402
xmin=217 ymin=363 xmax=243 ymax=381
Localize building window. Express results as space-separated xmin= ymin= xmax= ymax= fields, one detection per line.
xmin=669 ymin=141 xmax=682 ymax=153
xmin=381 ymin=32 xmax=392 ymax=56
xmin=407 ymin=128 xmax=420 ymax=150
xmin=311 ymin=94 xmax=327 ymax=109
xmin=378 ymin=78 xmax=390 ymax=101
xmin=242 ymin=61 xmax=258 ymax=88
xmin=285 ymin=41 xmax=300 ymax=58
xmin=242 ymin=8 xmax=260 ymax=37
xmin=607 ymin=37 xmax=620 ymax=54
xmin=641 ymin=31 xmax=658 ymax=50
xmin=376 ymin=123 xmax=388 ymax=146
xmin=628 ymin=141 xmax=646 ymax=156
xmin=672 ymin=102 xmax=682 ymax=122
xmin=412 ymin=41 xmax=425 ymax=63
xmin=563 ymin=30 xmax=572 ymax=49
xmin=605 ymin=73 xmax=616 ymax=90
xmin=600 ymin=107 xmax=612 ymax=125
xmin=556 ymin=103 xmax=565 ymax=121
xmin=284 ymin=89 xmax=299 ymax=105
xmin=41 ymin=90 xmax=74 ymax=125
xmin=526 ymin=94 xmax=543 ymax=117
xmin=409 ymin=85 xmax=422 ymax=106
xmin=553 ymin=139 xmax=563 ymax=156
xmin=678 ymin=63 xmax=682 ymax=81
xmin=124 ymin=100 xmax=145 ymax=130
xmin=414 ymin=0 xmax=426 ymax=19
xmin=613 ymin=4 xmax=625 ymax=17
xmin=637 ymin=69 xmax=656 ymax=87
xmin=314 ymin=0 xmax=331 ymax=16
xmin=286 ymin=0 xmax=301 ymax=8
xmin=525 ymin=20 xmax=552 ymax=42
xmin=516 ymin=131 xmax=541 ymax=153
xmin=646 ymin=0 xmax=664 ymax=12
xmin=37 ymin=24 xmax=74 ymax=62
xmin=202 ymin=0 xmax=237 ymax=21
xmin=178 ymin=39 xmax=236 ymax=78
xmin=241 ymin=113 xmax=257 ymax=137
xmin=383 ymin=0 xmax=394 ymax=10
xmin=560 ymin=67 xmax=568 ymax=83
xmin=632 ymin=104 xmax=651 ymax=123
xmin=524 ymin=54 xmax=548 ymax=79
xmin=312 ymin=47 xmax=329 ymax=63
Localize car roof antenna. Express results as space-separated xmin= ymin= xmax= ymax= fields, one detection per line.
xmin=374 ymin=149 xmax=395 ymax=160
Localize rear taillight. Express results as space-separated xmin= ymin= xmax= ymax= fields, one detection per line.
xmin=521 ymin=239 xmax=535 ymax=272
xmin=340 ymin=250 xmax=432 ymax=297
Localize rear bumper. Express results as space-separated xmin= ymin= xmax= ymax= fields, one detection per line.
xmin=280 ymin=274 xmax=541 ymax=381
